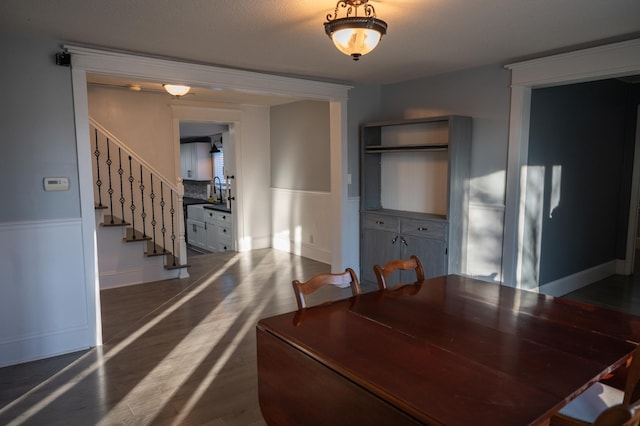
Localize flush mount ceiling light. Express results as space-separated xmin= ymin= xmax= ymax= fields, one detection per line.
xmin=324 ymin=0 xmax=387 ymax=61
xmin=163 ymin=84 xmax=191 ymax=97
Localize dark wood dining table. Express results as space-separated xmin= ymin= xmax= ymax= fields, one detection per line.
xmin=256 ymin=275 xmax=640 ymax=425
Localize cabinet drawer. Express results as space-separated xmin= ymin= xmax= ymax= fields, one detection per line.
xmin=218 ymin=224 xmax=231 ymax=238
xmin=217 ymin=212 xmax=231 ymax=223
xmin=204 ymin=210 xmax=216 ymax=224
xmin=363 ymin=214 xmax=399 ymax=232
xmin=401 ymin=218 xmax=447 ymax=240
xmin=204 ymin=209 xmax=232 ymax=224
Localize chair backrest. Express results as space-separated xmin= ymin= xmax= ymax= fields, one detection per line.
xmin=593 ymin=347 xmax=640 ymax=426
xmin=624 ymin=347 xmax=640 ymax=407
xmin=292 ymin=268 xmax=361 ymax=310
xmin=594 ymin=403 xmax=640 ymax=426
xmin=373 ymin=255 xmax=425 ymax=290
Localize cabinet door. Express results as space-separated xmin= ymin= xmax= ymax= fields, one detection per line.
xmin=401 ymin=234 xmax=447 ymax=279
xmin=362 ymin=228 xmax=400 ymax=285
xmin=187 ymin=219 xmax=207 ymax=250
xmin=193 ymin=143 xmax=213 ymax=180
xmin=205 ymin=222 xmax=218 ymax=252
xmin=181 ymin=143 xmax=212 ymax=181
xmin=181 ymin=144 xmax=193 ymax=180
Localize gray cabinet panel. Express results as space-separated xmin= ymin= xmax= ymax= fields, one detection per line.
xmin=362 ymin=227 xmax=399 ymax=285
xmin=401 ymin=235 xmax=447 ymax=279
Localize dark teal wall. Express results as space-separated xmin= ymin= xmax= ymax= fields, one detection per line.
xmin=529 ymin=79 xmax=638 ymax=285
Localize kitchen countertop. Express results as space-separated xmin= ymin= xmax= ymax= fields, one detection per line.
xmin=183 ymin=197 xmax=231 ymax=213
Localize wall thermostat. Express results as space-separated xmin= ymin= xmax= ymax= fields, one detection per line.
xmin=44 ymin=177 xmax=70 ymax=191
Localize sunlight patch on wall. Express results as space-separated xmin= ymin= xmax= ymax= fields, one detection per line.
xmin=549 ymin=165 xmax=562 ymax=219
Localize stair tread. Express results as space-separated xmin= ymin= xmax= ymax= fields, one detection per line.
xmin=145 ymin=240 xmax=169 ymax=256
xmin=125 ymin=228 xmax=152 ymax=242
xmin=165 ymin=254 xmax=188 ymax=270
xmin=102 ymin=215 xmax=129 ymax=227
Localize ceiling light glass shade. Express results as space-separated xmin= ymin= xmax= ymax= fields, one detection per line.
xmin=324 ymin=1 xmax=387 ymax=61
xmin=163 ymin=84 xmax=191 ymax=96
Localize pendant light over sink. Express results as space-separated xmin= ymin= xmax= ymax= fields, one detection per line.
xmin=324 ymin=0 xmax=387 ymax=61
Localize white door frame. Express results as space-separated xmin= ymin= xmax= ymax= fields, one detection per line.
xmin=502 ymin=38 xmax=640 ymax=290
xmin=624 ymin=106 xmax=640 ymax=275
xmin=66 ymin=45 xmax=351 ymax=346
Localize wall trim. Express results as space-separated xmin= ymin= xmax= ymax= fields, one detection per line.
xmin=502 ymin=37 xmax=640 ymax=289
xmin=538 ymin=261 xmax=617 ymax=297
xmin=65 ymin=45 xmax=351 ymax=102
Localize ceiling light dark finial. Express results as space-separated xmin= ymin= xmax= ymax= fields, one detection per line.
xmin=324 ymin=0 xmax=387 ymax=61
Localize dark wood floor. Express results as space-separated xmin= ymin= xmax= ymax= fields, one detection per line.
xmin=1 ymin=248 xmax=640 ymax=425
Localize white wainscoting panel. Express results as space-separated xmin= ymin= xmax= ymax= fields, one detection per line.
xmin=465 ymin=203 xmax=505 ymax=283
xmin=271 ymin=188 xmax=332 ymax=264
xmin=344 ymin=197 xmax=360 ymax=274
xmin=0 ymin=219 xmax=93 ymax=367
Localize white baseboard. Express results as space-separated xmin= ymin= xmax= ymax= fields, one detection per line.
xmin=272 ymin=235 xmax=331 ymax=264
xmin=537 ymin=261 xmax=617 ymax=297
xmin=99 ymin=263 xmax=180 ymax=289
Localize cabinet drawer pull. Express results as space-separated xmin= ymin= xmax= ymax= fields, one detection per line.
xmin=222 ymin=215 xmax=226 ymax=220
xmin=418 ymin=227 xmax=428 ymax=231
xmin=375 ymin=220 xmax=384 ymax=225
xmin=222 ymin=229 xmax=227 ymax=233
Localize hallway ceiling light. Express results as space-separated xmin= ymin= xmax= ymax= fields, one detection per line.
xmin=324 ymin=0 xmax=387 ymax=61
xmin=163 ymin=84 xmax=191 ymax=97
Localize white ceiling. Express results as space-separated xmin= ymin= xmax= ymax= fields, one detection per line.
xmin=2 ymin=0 xmax=639 ymax=85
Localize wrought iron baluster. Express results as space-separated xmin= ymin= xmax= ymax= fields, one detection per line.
xmin=94 ymin=128 xmax=103 ymax=207
xmin=106 ymin=139 xmax=115 ymax=224
xmin=118 ymin=148 xmax=125 ymax=225
xmin=150 ymin=175 xmax=157 ymax=254
xmin=170 ymin=190 xmax=176 ymax=266
xmin=160 ymin=182 xmax=167 ymax=253
xmin=139 ymin=165 xmax=147 ymax=238
xmin=128 ymin=156 xmax=136 ymax=237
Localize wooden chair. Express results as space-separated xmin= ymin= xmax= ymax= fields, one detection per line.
xmin=593 ymin=402 xmax=640 ymax=426
xmin=292 ymin=268 xmax=361 ymax=310
xmin=552 ymin=346 xmax=640 ymax=426
xmin=373 ymin=255 xmax=425 ymax=291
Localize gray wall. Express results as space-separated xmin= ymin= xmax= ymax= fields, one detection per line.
xmin=347 ymin=83 xmax=382 ymax=198
xmin=528 ymin=79 xmax=639 ymax=285
xmin=0 ymin=32 xmax=80 ymax=222
xmin=270 ymin=100 xmax=330 ymax=191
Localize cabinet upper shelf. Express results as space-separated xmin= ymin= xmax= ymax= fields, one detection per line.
xmin=365 ymin=143 xmax=448 ymax=153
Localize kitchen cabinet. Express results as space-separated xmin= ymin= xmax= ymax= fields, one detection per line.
xmin=186 ymin=218 xmax=207 ymax=251
xmin=181 ymin=142 xmax=212 ymax=181
xmin=360 ymin=115 xmax=471 ymax=284
xmin=204 ymin=208 xmax=233 ymax=252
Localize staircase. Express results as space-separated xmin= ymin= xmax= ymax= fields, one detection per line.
xmin=90 ymin=118 xmax=188 ymax=289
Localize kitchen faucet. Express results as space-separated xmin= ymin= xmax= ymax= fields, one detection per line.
xmin=212 ymin=176 xmax=223 ymax=203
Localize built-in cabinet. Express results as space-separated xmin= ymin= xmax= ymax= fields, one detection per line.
xmin=360 ymin=115 xmax=472 ymax=286
xmin=204 ymin=208 xmax=233 ymax=252
xmin=181 ymin=142 xmax=212 ymax=181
